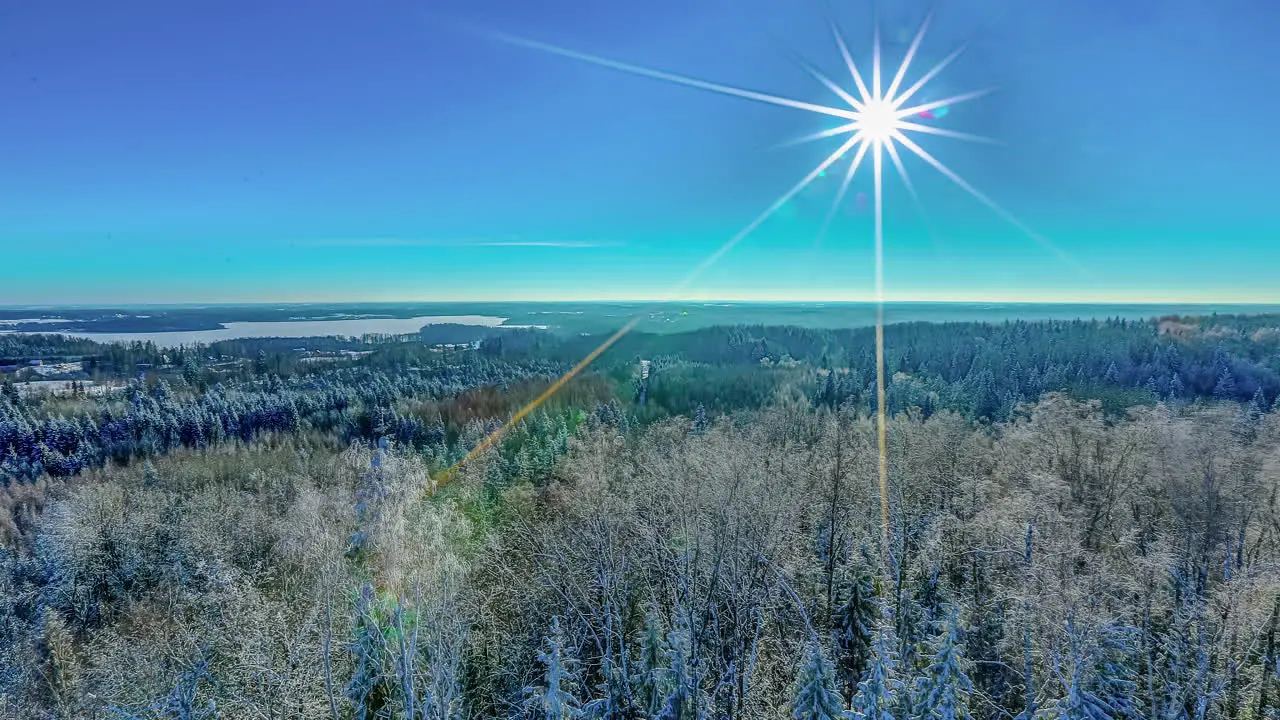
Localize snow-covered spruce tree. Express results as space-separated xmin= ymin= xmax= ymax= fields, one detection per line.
xmin=525 ymin=616 xmax=583 ymax=720
xmin=835 ymin=572 xmax=877 ymax=701
xmin=657 ymin=616 xmax=700 ymax=720
xmin=793 ymin=640 xmax=847 ymax=720
xmin=634 ymin=610 xmax=671 ymax=718
xmin=851 ymin=616 xmax=904 ymax=720
xmin=692 ymin=404 xmax=708 ymax=435
xmin=581 ymin=652 xmax=631 ymax=720
xmin=912 ymin=609 xmax=974 ymax=720
xmin=1046 ymin=618 xmax=1140 ymax=720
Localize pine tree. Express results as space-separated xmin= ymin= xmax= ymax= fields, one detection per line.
xmin=0 ymin=378 xmax=18 ymax=405
xmin=1252 ymin=387 xmax=1271 ymax=415
xmin=823 ymin=372 xmax=838 ymax=407
xmin=1104 ymin=362 xmax=1121 ymax=384
xmin=526 ymin=616 xmax=583 ymax=720
xmin=1213 ymin=368 xmax=1238 ymax=400
xmin=634 ymin=611 xmax=671 ymax=717
xmin=793 ymin=641 xmax=847 ymax=720
xmin=835 ymin=573 xmax=877 ymax=700
xmin=657 ymin=617 xmax=698 ymax=720
xmin=692 ymin=404 xmax=708 ymax=435
xmin=1050 ymin=620 xmax=1139 ymax=720
xmin=851 ymin=619 xmax=903 ymax=720
xmin=913 ymin=611 xmax=973 ymax=720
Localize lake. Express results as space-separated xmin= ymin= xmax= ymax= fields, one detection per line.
xmin=48 ymin=315 xmax=513 ymax=348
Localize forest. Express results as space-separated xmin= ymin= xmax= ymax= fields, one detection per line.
xmin=1 ymin=313 xmax=1279 ymax=718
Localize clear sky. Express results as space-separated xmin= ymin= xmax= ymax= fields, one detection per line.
xmin=2 ymin=0 xmax=1277 ymax=304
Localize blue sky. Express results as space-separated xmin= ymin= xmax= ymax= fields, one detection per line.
xmin=1 ymin=0 xmax=1277 ymax=304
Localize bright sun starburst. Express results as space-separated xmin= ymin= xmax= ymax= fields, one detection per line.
xmin=452 ymin=13 xmax=1083 ymax=567
xmin=486 ymin=14 xmax=1082 ymax=290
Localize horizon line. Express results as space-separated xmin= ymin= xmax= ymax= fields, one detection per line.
xmin=5 ymin=298 xmax=1280 ymax=309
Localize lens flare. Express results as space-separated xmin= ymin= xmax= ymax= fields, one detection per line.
xmin=452 ymin=14 xmax=1085 ymax=567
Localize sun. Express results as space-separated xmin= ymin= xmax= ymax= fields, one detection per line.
xmin=857 ymin=98 xmax=900 ymax=144
xmin=483 ymin=15 xmax=1078 ymax=271
xmin=466 ymin=12 xmax=1084 ymax=566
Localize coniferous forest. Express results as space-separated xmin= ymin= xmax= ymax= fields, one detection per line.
xmin=2 ymin=314 xmax=1280 ymax=718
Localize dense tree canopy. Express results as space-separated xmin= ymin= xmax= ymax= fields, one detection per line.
xmin=1 ymin=315 xmax=1278 ymax=718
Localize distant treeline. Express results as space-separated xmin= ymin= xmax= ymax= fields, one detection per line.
xmin=542 ymin=316 xmax=1280 ymax=418
xmin=3 ymin=314 xmax=1279 ymax=485
xmin=0 ymin=359 xmax=568 ymax=484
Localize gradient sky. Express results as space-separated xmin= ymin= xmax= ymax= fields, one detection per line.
xmin=2 ymin=0 xmax=1278 ymax=304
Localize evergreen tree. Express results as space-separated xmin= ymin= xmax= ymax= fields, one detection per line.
xmin=1252 ymin=387 xmax=1271 ymax=415
xmin=1049 ymin=620 xmax=1139 ymax=720
xmin=851 ymin=618 xmax=903 ymax=720
xmin=526 ymin=616 xmax=583 ymax=720
xmin=823 ymin=372 xmax=838 ymax=408
xmin=1104 ymin=362 xmax=1121 ymax=384
xmin=181 ymin=360 xmax=200 ymax=388
xmin=657 ymin=616 xmax=698 ymax=720
xmin=913 ymin=611 xmax=973 ymax=720
xmin=835 ymin=573 xmax=877 ymax=701
xmin=1213 ymin=368 xmax=1238 ymax=400
xmin=692 ymin=404 xmax=708 ymax=435
xmin=634 ymin=611 xmax=671 ymax=717
xmin=0 ymin=379 xmax=18 ymax=405
xmin=794 ymin=641 xmax=847 ymax=720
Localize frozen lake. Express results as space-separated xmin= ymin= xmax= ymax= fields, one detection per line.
xmin=39 ymin=315 xmax=514 ymax=348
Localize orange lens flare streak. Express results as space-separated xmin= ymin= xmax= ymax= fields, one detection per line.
xmin=451 ymin=18 xmax=1093 ymax=579
xmin=434 ymin=133 xmax=865 ymax=489
xmin=436 ymin=315 xmax=643 ymax=486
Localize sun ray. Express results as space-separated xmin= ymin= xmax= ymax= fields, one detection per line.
xmin=883 ymin=137 xmax=948 ymax=254
xmin=678 ymin=132 xmax=863 ymax=289
xmin=872 ymin=138 xmax=889 ymax=569
xmin=888 ymin=141 xmax=950 ymax=260
xmin=772 ymin=121 xmax=859 ymax=150
xmin=894 ymin=120 xmax=1002 ymax=144
xmin=478 ymin=15 xmax=1088 ymax=574
xmin=437 ymin=131 xmax=864 ymax=485
xmin=792 ymin=54 xmax=864 ymax=110
xmin=488 ymin=31 xmax=857 ymax=121
xmin=830 ymin=21 xmax=873 ymax=104
xmin=891 ymin=130 xmax=1096 ymax=278
xmin=872 ymin=26 xmax=882 ymax=100
xmin=444 ymin=313 xmax=645 ymax=476
xmin=885 ymin=13 xmax=931 ymax=102
xmin=815 ymin=139 xmax=871 ymax=247
xmin=895 ymin=88 xmax=994 ymax=119
xmin=890 ymin=43 xmax=968 ymax=109
xmin=760 ymin=25 xmax=867 ymax=112
xmin=883 ymin=139 xmax=918 ymax=200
